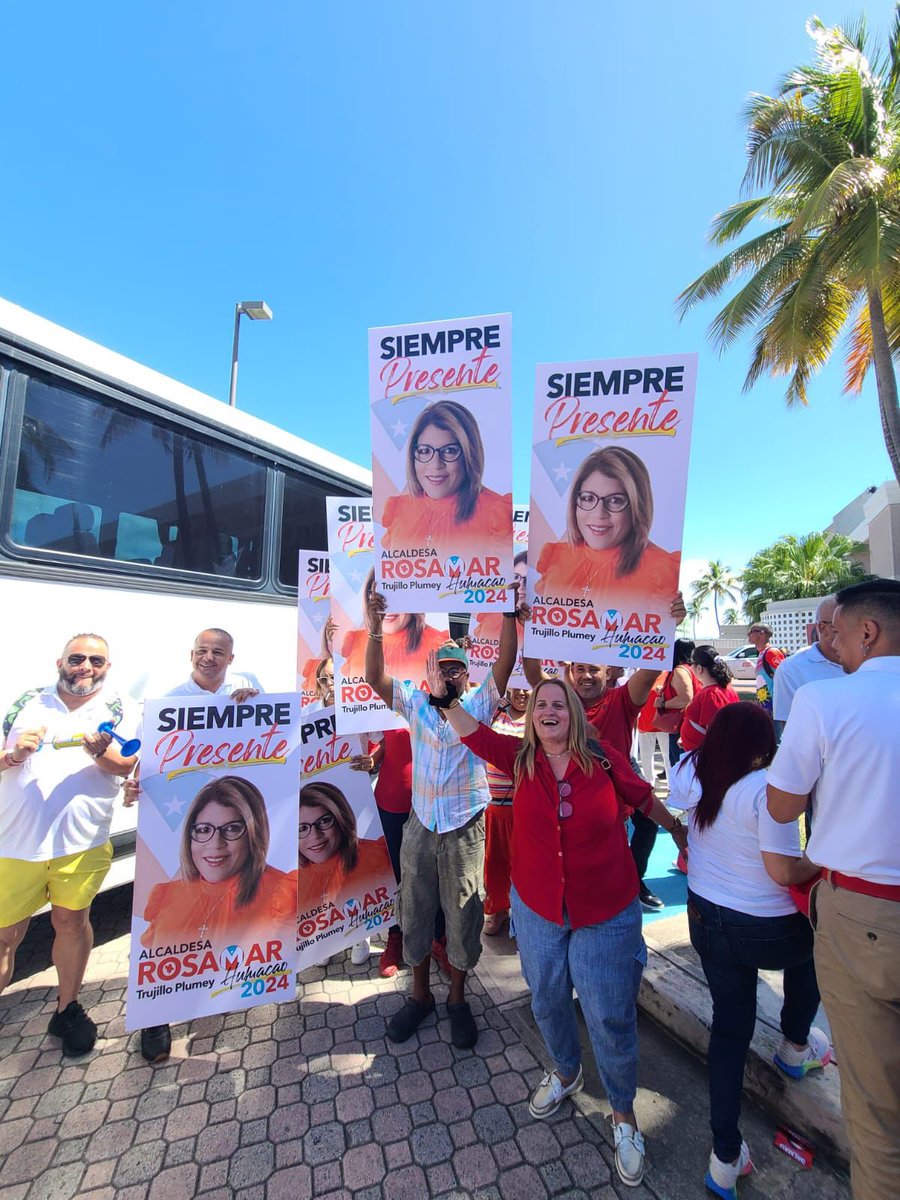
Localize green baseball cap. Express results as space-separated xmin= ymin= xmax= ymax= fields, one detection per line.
xmin=436 ymin=643 xmax=468 ymax=668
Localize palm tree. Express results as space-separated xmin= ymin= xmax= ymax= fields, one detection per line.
xmin=742 ymin=531 xmax=867 ymax=621
xmin=723 ymin=607 xmax=740 ymax=626
xmin=691 ymin=560 xmax=739 ymax=634
xmin=685 ymin=597 xmax=705 ymax=640
xmin=676 ymin=13 xmax=900 ymax=484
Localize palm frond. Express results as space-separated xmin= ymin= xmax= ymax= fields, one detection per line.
xmin=675 ymin=224 xmax=792 ymax=318
xmin=708 ymin=196 xmax=773 ymax=245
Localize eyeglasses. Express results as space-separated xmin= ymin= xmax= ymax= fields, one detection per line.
xmin=557 ymin=780 xmax=573 ymax=820
xmin=299 ymin=812 xmax=336 ymax=839
xmin=414 ymin=443 xmax=462 ymax=464
xmin=439 ymin=664 xmax=467 ymax=680
xmin=574 ymin=491 xmax=629 ymax=514
xmin=66 ymin=654 xmax=108 ymax=668
xmin=190 ymin=820 xmax=247 ymax=843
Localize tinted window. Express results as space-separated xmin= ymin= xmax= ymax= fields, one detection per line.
xmin=279 ymin=471 xmax=358 ymax=587
xmin=10 ymin=372 xmax=267 ymax=578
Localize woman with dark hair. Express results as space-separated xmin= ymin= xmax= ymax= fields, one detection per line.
xmin=431 ymin=657 xmax=687 ymax=1188
xmin=679 ymin=646 xmax=739 ymax=753
xmin=297 ymin=780 xmax=393 ymax=911
xmin=534 ymin=447 xmax=680 ymax=607
xmin=381 ymin=399 xmax=511 ymax=559
xmin=339 ymin=571 xmax=447 ymax=684
xmin=141 ymin=776 xmax=296 ymax=948
xmin=669 ymin=704 xmax=830 ymax=1199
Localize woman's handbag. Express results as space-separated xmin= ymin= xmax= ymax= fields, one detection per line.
xmin=652 ymin=673 xmax=681 ymax=733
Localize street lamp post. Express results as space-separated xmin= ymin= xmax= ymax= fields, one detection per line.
xmin=229 ymin=300 xmax=273 ymax=408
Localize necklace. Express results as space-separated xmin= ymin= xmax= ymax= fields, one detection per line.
xmin=197 ymin=893 xmax=228 ymax=938
xmin=545 ymin=750 xmax=569 ymax=758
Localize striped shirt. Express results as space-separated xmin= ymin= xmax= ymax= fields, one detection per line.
xmin=485 ymin=708 xmax=527 ymax=804
xmin=393 ymin=675 xmax=500 ymax=833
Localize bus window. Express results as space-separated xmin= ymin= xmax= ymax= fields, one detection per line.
xmin=9 ymin=372 xmax=267 ymax=579
xmin=278 ymin=471 xmax=355 ymax=587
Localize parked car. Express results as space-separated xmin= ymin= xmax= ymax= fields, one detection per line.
xmin=723 ymin=644 xmax=758 ymax=680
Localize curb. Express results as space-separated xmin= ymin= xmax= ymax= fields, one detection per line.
xmin=638 ymin=936 xmax=848 ymax=1167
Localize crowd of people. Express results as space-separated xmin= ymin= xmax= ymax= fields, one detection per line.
xmin=0 ymin=579 xmax=897 ymax=1198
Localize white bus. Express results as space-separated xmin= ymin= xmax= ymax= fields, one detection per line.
xmin=0 ymin=297 xmax=370 ymax=889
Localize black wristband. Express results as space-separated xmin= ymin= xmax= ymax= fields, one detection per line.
xmin=428 ymin=682 xmax=459 ymax=709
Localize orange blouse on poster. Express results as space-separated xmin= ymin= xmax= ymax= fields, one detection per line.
xmin=339 ymin=624 xmax=449 ymax=684
xmin=141 ymin=865 xmax=297 ymax=949
xmin=535 ymin=541 xmax=680 ymax=607
xmin=296 ymin=837 xmax=394 ymax=913
xmin=381 ymin=487 xmax=512 ymax=560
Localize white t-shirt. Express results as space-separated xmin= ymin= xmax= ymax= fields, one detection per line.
xmin=768 ymin=657 xmax=900 ymax=884
xmin=164 ymin=671 xmax=263 ymax=697
xmin=772 ymin=644 xmax=843 ymax=722
xmin=670 ymin=758 xmax=802 ymax=917
xmin=0 ymin=685 xmax=139 ymax=861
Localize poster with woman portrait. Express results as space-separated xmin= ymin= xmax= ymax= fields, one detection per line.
xmin=525 ymin=354 xmax=697 ymax=668
xmin=369 ymin=313 xmax=514 ymax=614
xmin=297 ymin=550 xmax=331 ymax=707
xmin=297 ymin=706 xmax=396 ymax=969
xmin=125 ymin=694 xmax=301 ymax=1030
xmin=327 ymin=496 xmax=449 ymax=734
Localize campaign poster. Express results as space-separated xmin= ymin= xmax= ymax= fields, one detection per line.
xmin=327 ymin=496 xmax=449 ymax=735
xmin=369 ymin=313 xmax=514 ymax=614
xmin=126 ymin=695 xmax=301 ymax=1030
xmin=296 ymin=706 xmax=396 ymax=968
xmin=297 ymin=550 xmax=332 ymax=707
xmin=525 ymin=354 xmax=696 ymax=668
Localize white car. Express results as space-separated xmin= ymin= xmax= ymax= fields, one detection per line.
xmin=723 ymin=644 xmax=758 ymax=680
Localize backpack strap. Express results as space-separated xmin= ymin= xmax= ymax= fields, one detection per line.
xmin=3 ymin=688 xmax=44 ymax=739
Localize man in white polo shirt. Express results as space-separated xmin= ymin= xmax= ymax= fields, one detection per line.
xmin=773 ymin=595 xmax=843 ymax=734
xmin=167 ymin=627 xmax=262 ymax=701
xmin=767 ymin=579 xmax=900 ymax=1200
xmin=0 ymin=633 xmax=138 ymax=1056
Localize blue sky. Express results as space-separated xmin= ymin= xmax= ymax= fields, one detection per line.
xmin=1 ymin=1 xmax=893 ymax=621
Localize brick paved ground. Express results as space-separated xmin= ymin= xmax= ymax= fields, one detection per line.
xmin=0 ymin=887 xmax=850 ymax=1200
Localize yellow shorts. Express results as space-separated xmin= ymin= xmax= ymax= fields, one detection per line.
xmin=0 ymin=842 xmax=113 ymax=926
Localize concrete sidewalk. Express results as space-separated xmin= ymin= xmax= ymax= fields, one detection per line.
xmin=0 ymin=886 xmax=850 ymax=1200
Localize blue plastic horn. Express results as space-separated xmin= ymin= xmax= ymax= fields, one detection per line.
xmin=98 ymin=721 xmax=141 ymax=757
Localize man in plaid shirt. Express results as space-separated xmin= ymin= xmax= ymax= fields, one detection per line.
xmin=366 ymin=589 xmax=520 ymax=1050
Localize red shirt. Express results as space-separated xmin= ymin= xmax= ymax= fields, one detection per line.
xmin=583 ymin=685 xmax=642 ymax=758
xmin=461 ymin=723 xmax=653 ymax=928
xmin=374 ymin=729 xmax=412 ymax=814
xmin=680 ymin=684 xmax=740 ymax=752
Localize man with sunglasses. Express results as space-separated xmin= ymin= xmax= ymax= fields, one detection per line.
xmin=365 ymin=587 xmax=520 ymax=1050
xmin=0 ymin=634 xmax=138 ymax=1056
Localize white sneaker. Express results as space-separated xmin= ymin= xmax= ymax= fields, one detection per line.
xmin=527 ymin=1066 xmax=584 ymax=1119
xmin=613 ymin=1121 xmax=645 ymax=1187
xmin=350 ymin=938 xmax=370 ymax=966
xmin=773 ymin=1026 xmax=832 ymax=1079
xmin=705 ymin=1141 xmax=753 ymax=1199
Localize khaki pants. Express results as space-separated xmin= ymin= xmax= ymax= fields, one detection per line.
xmin=811 ymin=882 xmax=900 ymax=1200
xmin=398 ymin=809 xmax=485 ymax=972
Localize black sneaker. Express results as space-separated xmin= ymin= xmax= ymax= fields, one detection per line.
xmin=140 ymin=1024 xmax=172 ymax=1063
xmin=639 ymin=884 xmax=665 ymax=912
xmin=47 ymin=1001 xmax=97 ymax=1056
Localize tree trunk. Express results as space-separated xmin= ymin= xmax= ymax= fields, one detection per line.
xmin=867 ymin=287 xmax=900 ymax=485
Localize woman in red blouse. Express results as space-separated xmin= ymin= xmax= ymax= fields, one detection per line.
xmin=428 ymin=654 xmax=687 ymax=1189
xmin=680 ymin=646 xmax=740 ymax=754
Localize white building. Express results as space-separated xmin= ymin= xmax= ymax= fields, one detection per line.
xmin=759 ymin=597 xmax=822 ymax=653
xmin=828 ymin=480 xmax=900 ymax=580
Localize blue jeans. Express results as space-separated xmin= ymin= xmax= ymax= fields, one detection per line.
xmin=510 ymin=888 xmax=646 ymax=1112
xmin=687 ymin=888 xmax=820 ymax=1161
